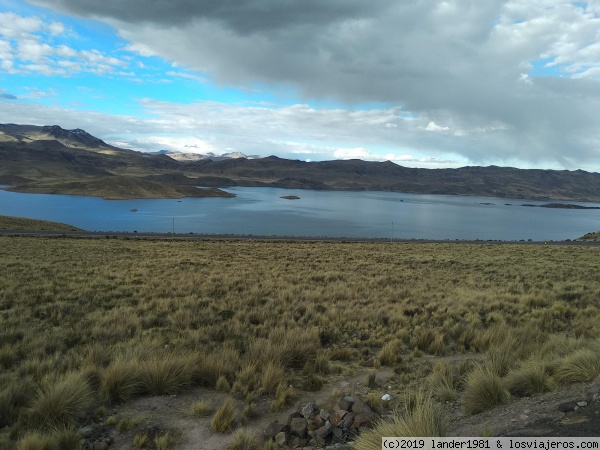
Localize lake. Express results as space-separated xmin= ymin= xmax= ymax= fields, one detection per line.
xmin=1 ymin=186 xmax=599 ymax=241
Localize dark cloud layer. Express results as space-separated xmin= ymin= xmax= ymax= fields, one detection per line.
xmin=26 ymin=0 xmax=600 ymax=169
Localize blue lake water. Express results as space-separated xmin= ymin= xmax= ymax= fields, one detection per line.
xmin=1 ymin=186 xmax=599 ymax=240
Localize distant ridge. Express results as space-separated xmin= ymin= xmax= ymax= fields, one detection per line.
xmin=2 ymin=123 xmax=600 ymax=202
xmin=147 ymin=149 xmax=263 ymax=161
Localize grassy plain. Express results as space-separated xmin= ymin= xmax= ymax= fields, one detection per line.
xmin=1 ymin=237 xmax=600 ymax=449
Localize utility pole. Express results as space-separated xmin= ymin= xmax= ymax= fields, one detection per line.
xmin=172 ymin=217 xmax=175 ymax=241
xmin=391 ymin=221 xmax=394 ymax=242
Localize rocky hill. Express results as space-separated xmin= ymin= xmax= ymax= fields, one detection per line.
xmin=2 ymin=124 xmax=600 ymax=201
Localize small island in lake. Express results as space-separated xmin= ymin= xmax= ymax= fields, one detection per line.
xmin=522 ymin=203 xmax=600 ymax=210
xmin=280 ymin=195 xmax=300 ymax=200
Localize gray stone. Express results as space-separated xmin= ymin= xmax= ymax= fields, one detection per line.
xmin=264 ymin=420 xmax=286 ymax=439
xmin=350 ymin=398 xmax=376 ymax=418
xmin=93 ymin=443 xmax=109 ymax=450
xmin=339 ymin=396 xmax=357 ymax=411
xmin=287 ymin=411 xmax=302 ymax=425
xmin=586 ymin=386 xmax=600 ymax=402
xmin=302 ymin=401 xmax=319 ymax=420
xmin=316 ymin=422 xmax=332 ymax=441
xmin=275 ymin=431 xmax=287 ymax=446
xmin=78 ymin=426 xmax=93 ymax=438
xmin=332 ymin=426 xmax=344 ymax=441
xmin=558 ymin=401 xmax=578 ymax=412
xmin=289 ymin=417 xmax=308 ymax=438
xmin=341 ymin=416 xmax=354 ymax=430
xmin=320 ymin=408 xmax=332 ymax=421
xmin=577 ymin=401 xmax=588 ymax=407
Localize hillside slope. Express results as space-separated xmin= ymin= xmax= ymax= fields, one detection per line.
xmin=2 ymin=124 xmax=600 ymax=201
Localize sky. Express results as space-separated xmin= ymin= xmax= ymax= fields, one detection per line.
xmin=1 ymin=1 xmax=600 ymax=171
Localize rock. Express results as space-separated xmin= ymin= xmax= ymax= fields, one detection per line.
xmin=289 ymin=417 xmax=308 ymax=438
xmin=287 ymin=411 xmax=302 ymax=425
xmin=381 ymin=393 xmax=392 ymax=401
xmin=361 ymin=356 xmax=375 ymax=367
xmin=313 ymin=415 xmax=325 ymax=428
xmin=78 ymin=426 xmax=93 ymax=438
xmin=316 ymin=421 xmax=332 ymax=441
xmin=290 ymin=436 xmax=309 ymax=447
xmin=93 ymin=443 xmax=109 ymax=450
xmin=339 ymin=396 xmax=357 ymax=410
xmin=320 ymin=409 xmax=332 ymax=421
xmin=558 ymin=401 xmax=578 ymax=413
xmin=586 ymin=386 xmax=600 ymax=402
xmin=264 ymin=420 xmax=286 ymax=439
xmin=577 ymin=401 xmax=588 ymax=407
xmin=330 ymin=410 xmax=348 ymax=426
xmin=341 ymin=415 xmax=354 ymax=430
xmin=352 ymin=413 xmax=372 ymax=429
xmin=350 ymin=398 xmax=376 ymax=418
xmin=302 ymin=401 xmax=319 ymax=420
xmin=275 ymin=431 xmax=287 ymax=446
xmin=332 ymin=426 xmax=344 ymax=441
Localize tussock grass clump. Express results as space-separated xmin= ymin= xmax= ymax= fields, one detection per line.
xmin=140 ymin=353 xmax=194 ymax=395
xmin=100 ymin=359 xmax=142 ymax=404
xmin=28 ymin=372 xmax=94 ymax=429
xmin=270 ymin=383 xmax=295 ymax=412
xmin=154 ymin=432 xmax=169 ymax=450
xmin=261 ymin=361 xmax=286 ymax=394
xmin=188 ymin=399 xmax=212 ymax=418
xmin=554 ymin=347 xmax=600 ymax=384
xmin=15 ymin=432 xmax=56 ymax=450
xmin=0 ymin=376 xmax=36 ymax=427
xmin=52 ymin=427 xmax=82 ymax=450
xmin=505 ymin=359 xmax=554 ymax=397
xmin=211 ymin=396 xmax=237 ymax=433
xmin=227 ymin=428 xmax=259 ymax=450
xmin=379 ymin=339 xmax=403 ymax=366
xmin=355 ymin=390 xmax=446 ymax=449
xmin=463 ymin=365 xmax=510 ymax=415
xmin=427 ymin=361 xmax=458 ymax=402
xmin=15 ymin=427 xmax=81 ymax=450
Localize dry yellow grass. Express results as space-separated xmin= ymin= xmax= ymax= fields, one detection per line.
xmin=1 ymin=236 xmax=600 ymax=444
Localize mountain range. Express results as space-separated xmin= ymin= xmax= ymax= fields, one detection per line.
xmin=1 ymin=123 xmax=600 ymax=201
xmin=148 ymin=149 xmax=262 ymax=162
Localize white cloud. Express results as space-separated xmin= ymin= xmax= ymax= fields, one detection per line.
xmin=0 ymin=12 xmax=129 ymax=77
xmin=333 ymin=147 xmax=372 ymax=159
xmin=424 ymin=121 xmax=449 ymax=132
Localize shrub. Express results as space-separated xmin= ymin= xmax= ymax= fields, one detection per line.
xmin=463 ymin=365 xmax=510 ymax=415
xmin=211 ymin=397 xmax=237 ymax=433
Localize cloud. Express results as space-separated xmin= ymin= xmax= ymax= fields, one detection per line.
xmin=0 ymin=12 xmax=129 ymax=76
xmin=22 ymin=0 xmax=600 ymax=170
xmin=0 ymin=92 xmax=17 ymax=100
